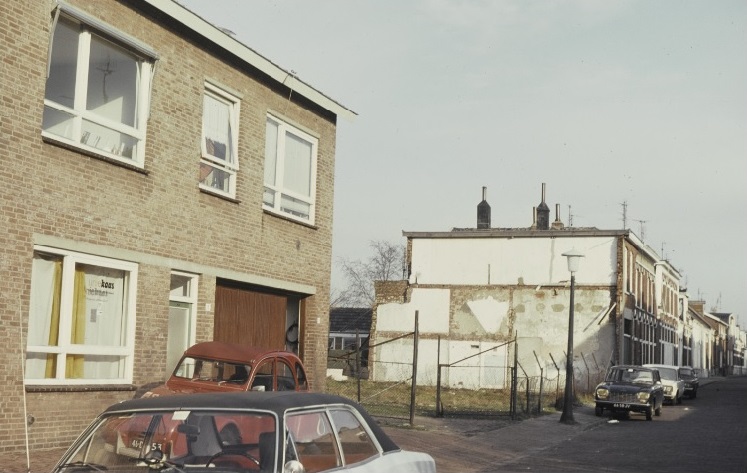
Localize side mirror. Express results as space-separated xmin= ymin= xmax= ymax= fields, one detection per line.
xmin=284 ymin=460 xmax=305 ymax=473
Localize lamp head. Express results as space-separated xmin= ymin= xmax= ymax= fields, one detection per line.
xmin=562 ymin=248 xmax=585 ymax=274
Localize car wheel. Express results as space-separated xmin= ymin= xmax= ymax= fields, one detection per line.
xmin=595 ymin=406 xmax=603 ymax=417
xmin=692 ymin=389 xmax=697 ymax=399
xmin=646 ymin=405 xmax=653 ymax=421
xmin=676 ymin=391 xmax=682 ymax=404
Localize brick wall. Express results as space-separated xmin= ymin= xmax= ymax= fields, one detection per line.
xmin=0 ymin=0 xmax=337 ymax=453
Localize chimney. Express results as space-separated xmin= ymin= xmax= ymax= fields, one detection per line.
xmin=551 ymin=203 xmax=565 ymax=229
xmin=477 ymin=186 xmax=491 ymax=229
xmin=536 ymin=183 xmax=550 ymax=230
xmin=689 ymin=300 xmax=705 ymax=315
xmin=530 ymin=207 xmax=537 ymax=230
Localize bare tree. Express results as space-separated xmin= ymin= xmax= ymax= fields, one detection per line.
xmin=333 ymin=240 xmax=405 ymax=308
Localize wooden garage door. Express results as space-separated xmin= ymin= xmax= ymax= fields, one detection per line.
xmin=214 ymin=285 xmax=286 ymax=349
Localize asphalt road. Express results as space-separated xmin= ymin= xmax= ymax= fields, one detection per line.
xmin=385 ymin=376 xmax=747 ymax=473
xmin=499 ymin=376 xmax=747 ymax=472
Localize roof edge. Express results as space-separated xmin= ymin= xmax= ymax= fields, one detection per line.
xmin=142 ymin=0 xmax=357 ymax=120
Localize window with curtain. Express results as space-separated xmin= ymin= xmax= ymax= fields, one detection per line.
xmin=199 ymin=83 xmax=240 ymax=197
xmin=42 ymin=14 xmax=155 ymax=167
xmin=263 ymin=115 xmax=318 ymax=224
xmin=25 ymin=248 xmax=138 ymax=385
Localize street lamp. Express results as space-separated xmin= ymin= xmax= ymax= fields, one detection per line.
xmin=560 ymin=248 xmax=584 ymax=424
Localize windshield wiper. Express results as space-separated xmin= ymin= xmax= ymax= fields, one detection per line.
xmin=133 ymin=456 xmax=186 ymax=473
xmin=58 ymin=461 xmax=108 ymax=472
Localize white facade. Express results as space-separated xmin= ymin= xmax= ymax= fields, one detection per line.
xmin=372 ymin=231 xmax=631 ymax=390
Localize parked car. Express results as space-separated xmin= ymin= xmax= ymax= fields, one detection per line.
xmin=678 ymin=366 xmax=700 ymax=398
xmin=594 ymin=365 xmax=664 ymax=420
xmin=643 ymin=364 xmax=685 ymax=404
xmin=51 ymin=391 xmax=437 ymax=473
xmin=142 ymin=341 xmax=309 ymax=398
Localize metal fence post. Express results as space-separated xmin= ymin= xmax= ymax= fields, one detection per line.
xmin=355 ymin=330 xmax=361 ymax=402
xmin=436 ymin=335 xmax=442 ymax=417
xmin=410 ymin=310 xmax=419 ymax=425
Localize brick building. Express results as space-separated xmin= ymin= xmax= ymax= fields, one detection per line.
xmin=0 ymin=0 xmax=353 ymax=453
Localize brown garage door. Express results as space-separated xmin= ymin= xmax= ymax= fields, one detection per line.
xmin=214 ymin=285 xmax=286 ymax=349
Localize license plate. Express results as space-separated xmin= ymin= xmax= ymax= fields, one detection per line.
xmin=613 ymin=403 xmax=631 ymax=408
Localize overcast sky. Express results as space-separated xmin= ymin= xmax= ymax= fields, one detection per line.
xmin=177 ymin=0 xmax=746 ymax=325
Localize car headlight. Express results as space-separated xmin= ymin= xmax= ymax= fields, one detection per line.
xmin=664 ymin=386 xmax=673 ymax=394
xmin=596 ymin=388 xmax=609 ymax=400
xmin=637 ymin=392 xmax=650 ymax=403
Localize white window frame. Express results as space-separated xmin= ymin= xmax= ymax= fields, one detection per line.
xmin=199 ymin=82 xmax=241 ymax=198
xmin=25 ymin=246 xmax=138 ymax=385
xmin=263 ymin=114 xmax=318 ymax=225
xmin=41 ymin=10 xmax=155 ymax=168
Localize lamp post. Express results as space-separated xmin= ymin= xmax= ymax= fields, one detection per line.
xmin=560 ymin=248 xmax=584 ymax=424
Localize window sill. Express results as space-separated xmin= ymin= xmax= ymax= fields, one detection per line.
xmin=199 ymin=186 xmax=241 ymax=203
xmin=263 ymin=208 xmax=318 ymax=230
xmin=42 ymin=135 xmax=149 ymax=176
xmin=25 ymin=384 xmax=137 ymax=393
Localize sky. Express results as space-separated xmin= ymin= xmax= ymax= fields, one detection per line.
xmin=176 ymin=0 xmax=746 ymax=326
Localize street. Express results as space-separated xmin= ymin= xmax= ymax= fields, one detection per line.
xmin=387 ymin=376 xmax=747 ymax=473
xmin=498 ymin=376 xmax=747 ymax=472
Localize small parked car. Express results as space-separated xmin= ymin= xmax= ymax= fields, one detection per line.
xmin=594 ymin=365 xmax=664 ymax=420
xmin=643 ymin=364 xmax=685 ymax=404
xmin=678 ymin=366 xmax=700 ymax=398
xmin=51 ymin=391 xmax=437 ymax=473
xmin=142 ymin=341 xmax=309 ymax=398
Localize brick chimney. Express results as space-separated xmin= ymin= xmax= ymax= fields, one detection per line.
xmin=477 ymin=186 xmax=491 ymax=229
xmin=537 ymin=183 xmax=550 ymax=230
xmin=551 ymin=203 xmax=565 ymax=229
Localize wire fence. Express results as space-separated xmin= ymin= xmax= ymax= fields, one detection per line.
xmin=325 ymin=314 xmax=613 ymax=421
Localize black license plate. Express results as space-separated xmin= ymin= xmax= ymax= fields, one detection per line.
xmin=613 ymin=403 xmax=631 ymax=408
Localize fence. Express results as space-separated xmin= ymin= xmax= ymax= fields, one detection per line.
xmin=326 ymin=313 xmax=421 ymax=422
xmin=326 ymin=318 xmax=610 ymax=421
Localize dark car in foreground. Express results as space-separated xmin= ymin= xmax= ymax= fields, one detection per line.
xmin=142 ymin=341 xmax=309 ymax=398
xmin=594 ymin=365 xmax=664 ymax=420
xmin=678 ymin=366 xmax=700 ymax=398
xmin=52 ymin=391 xmax=436 ymax=473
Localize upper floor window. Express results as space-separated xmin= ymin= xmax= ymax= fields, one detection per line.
xmin=199 ymin=83 xmax=240 ymax=197
xmin=25 ymin=247 xmax=138 ymax=385
xmin=42 ymin=7 xmax=156 ymax=167
xmin=263 ymin=115 xmax=318 ymax=224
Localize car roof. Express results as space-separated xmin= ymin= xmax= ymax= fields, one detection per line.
xmin=642 ymin=364 xmax=678 ymax=370
xmin=102 ymin=391 xmax=399 ymax=452
xmin=610 ymin=365 xmax=656 ymax=371
xmin=183 ymin=341 xmax=299 ymax=364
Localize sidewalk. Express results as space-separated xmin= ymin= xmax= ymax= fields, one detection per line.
xmin=382 ymin=405 xmax=605 ymax=473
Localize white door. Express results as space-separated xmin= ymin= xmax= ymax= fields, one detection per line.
xmin=166 ymin=302 xmax=192 ymax=378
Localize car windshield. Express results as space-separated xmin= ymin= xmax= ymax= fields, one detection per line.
xmin=657 ymin=368 xmax=678 ymax=380
xmin=679 ymin=368 xmax=694 ymax=379
xmin=174 ymin=357 xmax=251 ymax=384
xmin=607 ymin=368 xmax=654 ymax=384
xmin=57 ymin=410 xmax=276 ymax=472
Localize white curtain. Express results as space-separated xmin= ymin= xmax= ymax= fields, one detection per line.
xmin=203 ymin=94 xmax=231 ymax=162
xmin=283 ymin=131 xmax=312 ymax=197
xmin=25 ymin=256 xmax=58 ymax=378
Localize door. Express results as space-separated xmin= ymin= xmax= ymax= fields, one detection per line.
xmin=214 ymin=285 xmax=286 ymax=348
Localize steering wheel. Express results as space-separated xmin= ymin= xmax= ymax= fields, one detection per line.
xmin=206 ymin=450 xmax=260 ymax=468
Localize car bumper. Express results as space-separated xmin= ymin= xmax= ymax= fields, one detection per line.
xmin=595 ymin=400 xmax=650 ymax=414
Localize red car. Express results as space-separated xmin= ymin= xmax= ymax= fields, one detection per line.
xmin=143 ymin=341 xmax=309 ymax=398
